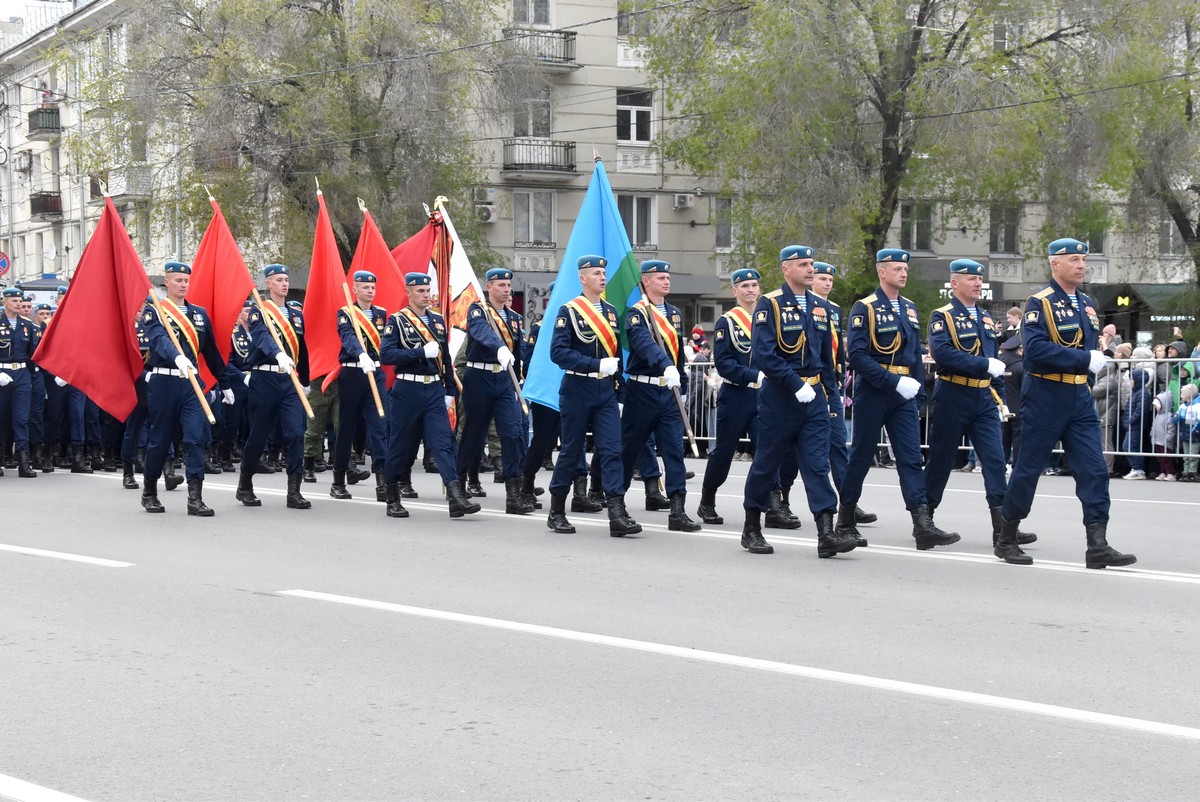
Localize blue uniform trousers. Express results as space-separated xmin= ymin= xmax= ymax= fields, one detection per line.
xmin=924 ymin=383 xmax=1007 ymax=510
xmin=456 ymin=368 xmax=525 ymax=479
xmin=744 ymin=381 xmax=837 ymax=516
xmin=68 ymin=387 xmax=100 ymax=446
xmin=119 ymin=380 xmax=148 ymax=464
xmin=242 ymin=372 xmax=306 ymax=476
xmin=1001 ymin=380 xmax=1109 ymax=526
xmin=522 ymin=402 xmax=561 ymax=478
xmin=620 ymin=381 xmax=686 ymax=496
xmin=841 ymin=386 xmax=926 ymax=509
xmin=218 ymin=379 xmax=247 ymax=452
xmin=829 ymin=403 xmax=850 ymax=489
xmin=28 ymin=369 xmax=44 ymax=446
xmin=143 ymin=374 xmax=209 ymax=481
xmin=0 ymin=367 xmax=32 ymax=450
xmin=334 ymin=369 xmax=387 ymax=473
xmin=550 ymin=375 xmax=622 ymax=497
xmin=44 ymin=376 xmax=68 ymax=455
xmin=385 ymin=379 xmax=457 ymax=485
xmin=702 ymin=385 xmax=757 ymax=492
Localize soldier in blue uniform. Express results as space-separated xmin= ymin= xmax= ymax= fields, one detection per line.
xmin=696 ymin=268 xmax=763 ymax=526
xmin=236 ymin=263 xmax=311 ymax=509
xmin=26 ymin=301 xmax=51 ymax=475
xmin=456 ymin=267 xmax=533 ymax=515
xmin=215 ymin=302 xmax=253 ymax=473
xmin=620 ymin=259 xmax=700 ymax=532
xmin=118 ymin=313 xmax=152 ymax=489
xmin=838 ymin=248 xmax=959 ymax=550
xmin=329 ymin=270 xmax=388 ymax=501
xmin=924 ymin=259 xmax=1037 ymax=563
xmin=545 ymin=255 xmax=640 ymax=536
xmin=741 ymin=247 xmax=858 ymax=558
xmin=138 ymin=261 xmax=233 ymax=515
xmin=379 ymin=272 xmax=479 ymax=519
xmin=999 ymin=239 xmax=1136 ymax=568
xmin=0 ymin=286 xmax=39 ymax=477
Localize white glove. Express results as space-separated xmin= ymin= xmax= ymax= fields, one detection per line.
xmin=357 ymin=352 xmax=376 ymax=374
xmin=618 ymin=403 xmax=624 ymax=416
xmin=681 ymin=394 xmax=688 ymax=405
xmin=275 ymin=351 xmax=295 ymax=374
xmin=444 ymin=395 xmax=454 ymax=409
xmin=986 ymin=358 xmax=1005 ymax=378
xmin=0 ymin=372 xmax=11 ymax=387
xmin=896 ymin=376 xmax=921 ymax=400
xmin=756 ymin=371 xmax=767 ymax=386
xmin=1088 ymin=350 xmax=1108 ymax=374
xmin=55 ymin=376 xmax=68 ymax=387
xmin=598 ymin=357 xmax=619 ymax=377
xmin=222 ymin=388 xmax=235 ymax=405
xmin=496 ymin=345 xmax=515 ymax=370
xmin=174 ymin=354 xmax=196 ymax=375
xmin=794 ymin=383 xmax=816 ymax=404
xmin=663 ymin=365 xmax=681 ymax=389
xmin=302 ymin=384 xmax=311 ymax=397
xmin=422 ymin=340 xmax=440 ymax=359
xmin=243 ymin=373 xmax=251 ymax=386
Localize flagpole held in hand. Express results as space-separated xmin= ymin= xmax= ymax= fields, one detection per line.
xmin=149 ymin=295 xmax=217 ymax=425
xmin=341 ymin=283 xmax=386 ymax=419
xmin=251 ymin=288 xmax=315 ymax=420
xmin=638 ymin=292 xmax=700 ymax=458
xmin=483 ymin=301 xmax=529 ymax=416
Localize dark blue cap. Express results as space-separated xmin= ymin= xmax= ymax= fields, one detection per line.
xmin=1048 ymin=238 xmax=1087 ymax=256
xmin=21 ymin=293 xmax=33 ymax=302
xmin=730 ymin=268 xmax=760 ymax=285
xmin=876 ymin=248 xmax=910 ymax=263
xmin=243 ymin=299 xmax=255 ymax=308
xmin=406 ymin=272 xmax=431 ymax=287
xmin=813 ymin=261 xmax=837 ymax=275
xmin=2 ymin=287 xmax=21 ymax=298
xmin=263 ymin=263 xmax=289 ymax=277
xmin=56 ymin=285 xmax=67 ymax=294
xmin=949 ymin=259 xmax=985 ymax=275
xmin=352 ymin=270 xmax=376 ymax=283
xmin=780 ymin=245 xmax=815 ymax=262
xmin=485 ymin=268 xmax=513 ymax=282
xmin=640 ymin=259 xmax=671 ymax=274
xmin=164 ymin=260 xmax=192 ymax=275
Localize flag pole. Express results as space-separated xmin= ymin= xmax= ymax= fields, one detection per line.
xmin=251 ymin=286 xmax=316 ymax=419
xmin=148 ymin=295 xmax=217 ymax=424
xmin=341 ymin=283 xmax=386 ymax=419
xmin=429 ymin=200 xmax=462 ymax=394
xmin=635 ymin=287 xmax=700 ymax=457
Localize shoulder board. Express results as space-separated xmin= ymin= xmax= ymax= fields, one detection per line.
xmin=1032 ymin=287 xmax=1055 ymax=299
xmin=764 ymin=288 xmax=783 ymax=298
xmin=935 ymin=303 xmax=954 ymax=314
xmin=854 ymin=294 xmax=877 ymax=307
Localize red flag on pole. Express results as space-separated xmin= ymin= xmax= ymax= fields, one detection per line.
xmin=389 ymin=218 xmax=439 ymax=309
xmin=33 ymin=198 xmax=152 ymax=420
xmin=306 ymin=191 xmax=349 ymax=391
xmin=351 ymin=209 xmax=407 ymax=316
xmin=189 ymin=197 xmax=255 ymax=389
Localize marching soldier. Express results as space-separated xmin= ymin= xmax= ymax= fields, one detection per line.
xmin=138 ymin=261 xmax=233 ymax=515
xmin=118 ymin=313 xmax=152 ymax=489
xmin=741 ymin=246 xmax=858 ymax=558
xmin=0 ymin=286 xmax=39 ymax=477
xmin=545 ymin=255 xmax=640 ymax=536
xmin=215 ymin=302 xmax=253 ymax=473
xmin=379 ymin=272 xmax=479 ymax=519
xmin=999 ymin=239 xmax=1136 ymax=568
xmin=237 ymin=263 xmax=311 ymax=509
xmin=27 ymin=301 xmax=49 ymax=475
xmin=620 ymin=259 xmax=700 ymax=532
xmin=838 ymin=248 xmax=959 ymax=550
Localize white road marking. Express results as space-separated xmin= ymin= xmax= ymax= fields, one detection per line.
xmin=0 ymin=544 xmax=133 ymax=568
xmin=279 ymin=589 xmax=1200 ymax=742
xmin=0 ymin=772 xmax=90 ymax=802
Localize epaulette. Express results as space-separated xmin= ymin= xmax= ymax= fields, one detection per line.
xmin=764 ymin=288 xmax=784 ymax=298
xmin=1032 ymin=287 xmax=1055 ymax=299
xmin=934 ymin=303 xmax=954 ymax=314
xmin=854 ymin=293 xmax=877 ymax=306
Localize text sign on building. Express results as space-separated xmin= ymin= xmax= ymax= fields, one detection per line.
xmin=939 ymin=282 xmax=993 ymax=302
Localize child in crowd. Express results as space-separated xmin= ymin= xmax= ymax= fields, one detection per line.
xmin=1177 ymin=384 xmax=1200 ymax=482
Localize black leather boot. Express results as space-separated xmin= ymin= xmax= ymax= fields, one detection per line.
xmin=607 ymin=495 xmax=641 ymax=537
xmin=835 ymin=503 xmax=866 ymax=546
xmin=219 ymin=446 xmax=236 ymax=472
xmin=587 ymin=476 xmax=607 ymax=508
xmin=765 ymin=488 xmax=801 ymax=530
xmin=778 ymin=487 xmax=802 ymax=526
xmin=696 ymin=486 xmax=723 ymax=524
xmin=187 ymin=478 xmax=214 ymax=517
xmin=571 ymin=475 xmax=602 ymax=512
xmin=203 ymin=449 xmax=222 ymax=475
xmin=644 ymin=478 xmax=669 ymax=511
xmin=122 ymin=461 xmax=139 ymax=490
xmin=422 ymin=452 xmax=438 ymax=473
xmin=90 ymin=443 xmax=104 ymax=471
xmin=520 ymin=474 xmax=543 ymax=510
xmin=667 ymin=493 xmax=701 ymax=532
xmin=505 ymin=477 xmax=535 ymax=515
xmin=740 ymin=509 xmax=774 ymax=554
xmin=348 ymin=465 xmax=370 ymax=485
xmin=397 ymin=473 xmax=418 ymax=499
xmin=446 ymin=480 xmax=481 ymax=518
xmin=1085 ymin=523 xmax=1137 ymax=569
xmin=303 ymin=456 xmax=317 ymax=483
xmin=71 ymin=445 xmax=93 ymax=474
xmin=38 ymin=444 xmax=54 ymax=473
xmin=287 ymin=473 xmax=312 ymax=509
xmin=236 ymin=471 xmax=261 ymax=506
xmin=16 ymin=449 xmax=36 ymax=478
xmin=141 ymin=477 xmax=165 ymax=513
xmin=854 ymin=506 xmax=878 ymax=524
xmin=547 ymin=493 xmax=575 ymax=533
xmin=817 ymin=510 xmax=858 ymax=558
xmin=164 ymin=460 xmax=183 ymax=491
xmin=994 ymin=514 xmax=1032 ymax=565
xmin=330 ymin=470 xmax=352 ymax=500
xmin=377 ymin=471 xmax=390 ymax=502
xmin=911 ymin=504 xmax=960 ymax=550
xmin=385 ymin=482 xmax=409 ymax=518
xmin=990 ymin=506 xmax=1038 ymax=548
xmin=466 ymin=467 xmax=486 ymax=498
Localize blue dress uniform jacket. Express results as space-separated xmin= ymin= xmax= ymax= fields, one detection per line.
xmin=242 ymin=300 xmax=308 ymax=477
xmin=119 ymin=322 xmax=152 ymax=465
xmin=1002 ymin=279 xmax=1110 ymax=525
xmin=924 ymin=297 xmax=1009 ymax=511
xmin=700 ymin=308 xmax=761 ymax=495
xmin=333 ymin=304 xmax=388 ymax=476
xmin=823 ymin=297 xmax=851 ymax=490
xmin=742 ymin=284 xmax=838 ymax=516
xmin=841 ymin=288 xmax=928 ymax=509
xmin=380 ymin=307 xmax=460 ymax=485
xmin=548 ymin=297 xmax=624 ymax=498
xmin=0 ymin=313 xmax=39 ymax=451
xmin=215 ymin=325 xmax=253 ymax=460
xmin=457 ymin=301 xmax=527 ymax=480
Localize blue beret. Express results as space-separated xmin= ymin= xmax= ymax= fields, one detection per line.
xmin=949 ymin=259 xmax=985 ymax=276
xmin=730 ymin=268 xmax=760 ymax=285
xmin=577 ymin=254 xmax=607 ymax=270
xmin=405 ymin=272 xmax=431 ymax=287
xmin=164 ymin=260 xmax=191 ymax=275
xmin=56 ymin=285 xmax=67 ymax=294
xmin=263 ymin=263 xmax=289 ymax=277
xmin=286 ymin=300 xmax=303 ymax=310
xmin=21 ymin=293 xmax=33 ymax=302
xmin=34 ymin=302 xmax=51 ymax=312
xmin=352 ymin=270 xmax=376 ymax=283
xmin=485 ymin=268 xmax=513 ymax=282
xmin=2 ymin=287 xmax=21 ymax=298
xmin=1048 ymin=238 xmax=1088 ymax=256
xmin=876 ymin=248 xmax=910 ymax=263
xmin=243 ymin=299 xmax=255 ymax=308
xmin=640 ymin=259 xmax=671 ymax=274
xmin=780 ymin=245 xmax=815 ymax=262
xmin=813 ymin=261 xmax=837 ymax=275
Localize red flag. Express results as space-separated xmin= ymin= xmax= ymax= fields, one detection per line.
xmin=305 ymin=191 xmax=349 ymax=390
xmin=389 ymin=218 xmax=439 ymax=308
xmin=33 ymin=198 xmax=151 ymax=419
xmin=189 ymin=198 xmax=254 ymax=389
xmin=351 ymin=210 xmax=407 ymax=315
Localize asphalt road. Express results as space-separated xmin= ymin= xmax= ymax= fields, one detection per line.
xmin=3 ymin=461 xmax=1199 ymax=801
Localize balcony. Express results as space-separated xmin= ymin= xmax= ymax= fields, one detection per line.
xmin=502 ymin=27 xmax=580 ymax=71
xmin=89 ymin=164 xmax=154 ymax=205
xmin=501 ymin=138 xmax=577 ymax=182
xmin=30 ymin=191 xmax=63 ymax=219
xmin=27 ymin=108 xmax=62 ymax=140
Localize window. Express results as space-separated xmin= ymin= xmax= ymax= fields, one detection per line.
xmin=1084 ymin=229 xmax=1105 ymax=255
xmin=618 ymin=2 xmax=652 ymax=36
xmin=715 ymin=197 xmax=733 ymax=250
xmin=989 ymin=203 xmax=1020 ymax=254
xmin=1159 ymin=217 xmax=1188 ymax=256
xmin=616 ymin=89 xmax=653 ymax=144
xmin=513 ymin=0 xmax=550 ymax=26
xmin=513 ymin=86 xmax=551 ymax=138
xmin=899 ymin=201 xmax=933 ymax=251
xmin=993 ymin=20 xmax=1024 ymax=52
xmin=617 ymin=194 xmax=656 ymax=247
xmin=514 ymin=190 xmax=555 ymax=246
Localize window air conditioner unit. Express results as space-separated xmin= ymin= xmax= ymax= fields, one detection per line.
xmin=14 ymin=150 xmax=33 ymax=172
xmin=473 ymin=187 xmax=496 ymax=204
xmin=672 ymin=192 xmax=694 ymax=210
xmin=477 ymin=204 xmax=499 ymax=223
